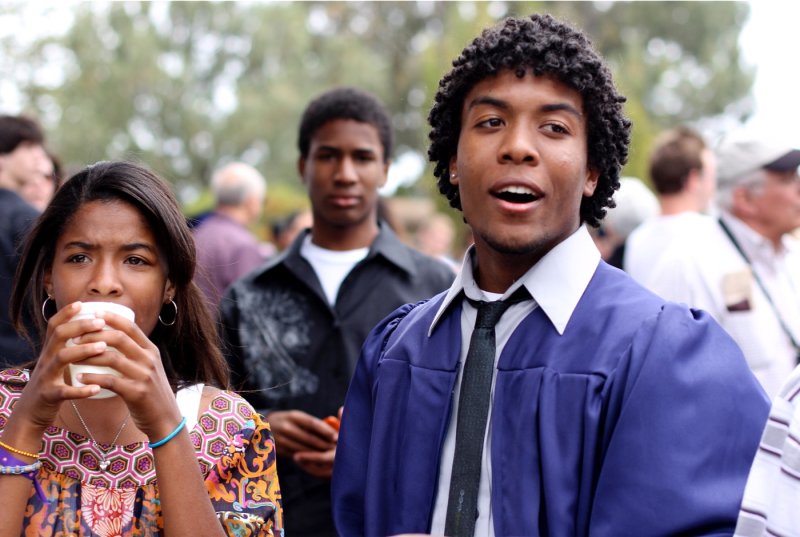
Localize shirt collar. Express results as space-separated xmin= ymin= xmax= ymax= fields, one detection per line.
xmin=721 ymin=212 xmax=794 ymax=260
xmin=208 ymin=210 xmax=247 ymax=229
xmin=254 ymin=221 xmax=416 ymax=279
xmin=367 ymin=222 xmax=418 ymax=276
xmin=428 ymin=225 xmax=600 ymax=336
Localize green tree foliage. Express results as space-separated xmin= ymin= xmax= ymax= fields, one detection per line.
xmin=3 ymin=1 xmax=753 ymax=211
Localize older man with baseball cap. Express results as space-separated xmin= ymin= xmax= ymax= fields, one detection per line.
xmin=733 ymin=140 xmax=800 ymax=536
xmin=715 ymin=137 xmax=800 ymax=245
xmin=643 ymin=133 xmax=800 ymax=398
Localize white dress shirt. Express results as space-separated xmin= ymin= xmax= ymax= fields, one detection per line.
xmin=428 ymin=226 xmax=600 ymax=537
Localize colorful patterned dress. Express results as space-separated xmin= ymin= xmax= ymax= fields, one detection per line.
xmin=0 ymin=369 xmax=283 ymax=536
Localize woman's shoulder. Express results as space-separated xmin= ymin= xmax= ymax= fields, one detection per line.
xmin=191 ymin=387 xmax=271 ymax=473
xmin=198 ymin=386 xmax=262 ymax=430
xmin=0 ymin=368 xmax=29 ymax=384
xmin=0 ymin=369 xmax=29 ymax=421
xmin=0 ymin=368 xmax=29 ymax=404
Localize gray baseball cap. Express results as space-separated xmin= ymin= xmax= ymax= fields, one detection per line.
xmin=716 ymin=136 xmax=800 ymax=186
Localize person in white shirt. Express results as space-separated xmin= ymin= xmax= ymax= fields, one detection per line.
xmin=625 ymin=125 xmax=718 ymax=285
xmin=646 ymin=134 xmax=800 ymax=397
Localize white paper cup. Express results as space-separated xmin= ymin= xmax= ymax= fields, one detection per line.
xmin=66 ymin=302 xmax=135 ymax=399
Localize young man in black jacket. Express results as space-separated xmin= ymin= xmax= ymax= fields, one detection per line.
xmin=221 ymin=87 xmax=454 ymax=537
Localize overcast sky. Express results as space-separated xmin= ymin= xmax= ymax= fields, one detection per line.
xmin=740 ymin=1 xmax=800 ymax=147
xmin=2 ymin=1 xmax=796 ymax=165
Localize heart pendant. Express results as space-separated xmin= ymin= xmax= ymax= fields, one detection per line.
xmin=99 ymin=460 xmax=109 ymax=471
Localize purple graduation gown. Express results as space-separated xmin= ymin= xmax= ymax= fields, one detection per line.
xmin=332 ymin=262 xmax=770 ymax=536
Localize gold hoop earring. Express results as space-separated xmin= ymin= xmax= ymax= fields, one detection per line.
xmin=158 ymin=299 xmax=177 ymax=326
xmin=41 ymin=295 xmax=56 ymax=322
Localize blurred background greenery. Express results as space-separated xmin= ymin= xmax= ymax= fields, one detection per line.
xmin=0 ymin=1 xmax=754 ymax=242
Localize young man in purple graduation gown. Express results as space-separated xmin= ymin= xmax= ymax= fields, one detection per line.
xmin=331 ymin=14 xmax=770 ymax=537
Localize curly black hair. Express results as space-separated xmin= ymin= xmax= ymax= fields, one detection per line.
xmin=428 ymin=14 xmax=631 ymax=227
xmin=298 ymin=87 xmax=393 ymax=163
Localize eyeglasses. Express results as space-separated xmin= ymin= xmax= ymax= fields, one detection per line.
xmin=741 ymin=170 xmax=800 ymax=191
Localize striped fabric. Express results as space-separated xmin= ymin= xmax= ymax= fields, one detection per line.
xmin=736 ymin=365 xmax=800 ymax=537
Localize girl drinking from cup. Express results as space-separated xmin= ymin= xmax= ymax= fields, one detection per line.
xmin=0 ymin=161 xmax=282 ymax=536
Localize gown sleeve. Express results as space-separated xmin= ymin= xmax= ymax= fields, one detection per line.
xmin=205 ymin=410 xmax=284 ymax=537
xmin=332 ymin=302 xmax=419 ymax=536
xmin=589 ymin=304 xmax=770 ymax=536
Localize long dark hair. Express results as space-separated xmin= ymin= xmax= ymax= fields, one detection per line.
xmin=10 ymin=161 xmax=229 ymax=390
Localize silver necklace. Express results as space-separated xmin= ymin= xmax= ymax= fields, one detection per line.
xmin=70 ymin=401 xmax=130 ymax=472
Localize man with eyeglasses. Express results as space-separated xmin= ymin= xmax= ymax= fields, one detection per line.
xmin=645 ymin=134 xmax=800 ymax=398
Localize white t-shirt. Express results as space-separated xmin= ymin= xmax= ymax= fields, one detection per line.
xmin=300 ymin=235 xmax=369 ymax=305
xmin=175 ymin=383 xmax=204 ymax=431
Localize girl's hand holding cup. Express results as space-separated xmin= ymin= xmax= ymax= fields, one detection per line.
xmin=66 ymin=301 xmax=135 ymax=399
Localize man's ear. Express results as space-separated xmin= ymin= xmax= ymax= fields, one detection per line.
xmin=583 ymin=168 xmax=600 ymax=197
xmin=378 ymin=160 xmax=390 ymax=188
xmin=297 ymin=157 xmax=307 ymax=186
xmin=449 ymin=156 xmax=459 ymax=186
xmin=685 ymin=168 xmax=702 ymax=193
xmin=732 ymin=186 xmax=757 ymax=217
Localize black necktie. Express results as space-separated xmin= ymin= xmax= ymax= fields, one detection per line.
xmin=444 ymin=288 xmax=531 ymax=537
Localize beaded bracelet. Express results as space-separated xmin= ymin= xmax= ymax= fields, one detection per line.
xmin=0 ymin=439 xmax=39 ymax=460
xmin=0 ymin=446 xmax=48 ymax=501
xmin=0 ymin=445 xmax=40 ymax=471
xmin=149 ymin=416 xmax=187 ymax=449
xmin=0 ymin=460 xmax=42 ymax=474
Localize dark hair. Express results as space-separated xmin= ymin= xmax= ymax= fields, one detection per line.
xmin=48 ymin=149 xmax=63 ymax=186
xmin=271 ymin=210 xmax=301 ymax=238
xmin=428 ymin=14 xmax=631 ymax=227
xmin=648 ymin=126 xmax=706 ymax=195
xmin=10 ymin=161 xmax=229 ymax=390
xmin=0 ymin=115 xmax=45 ymax=155
xmin=297 ymin=87 xmax=393 ymax=162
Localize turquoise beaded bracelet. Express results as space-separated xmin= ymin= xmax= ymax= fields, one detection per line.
xmin=0 ymin=460 xmax=42 ymax=474
xmin=0 ymin=446 xmax=48 ymax=501
xmin=149 ymin=416 xmax=187 ymax=449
